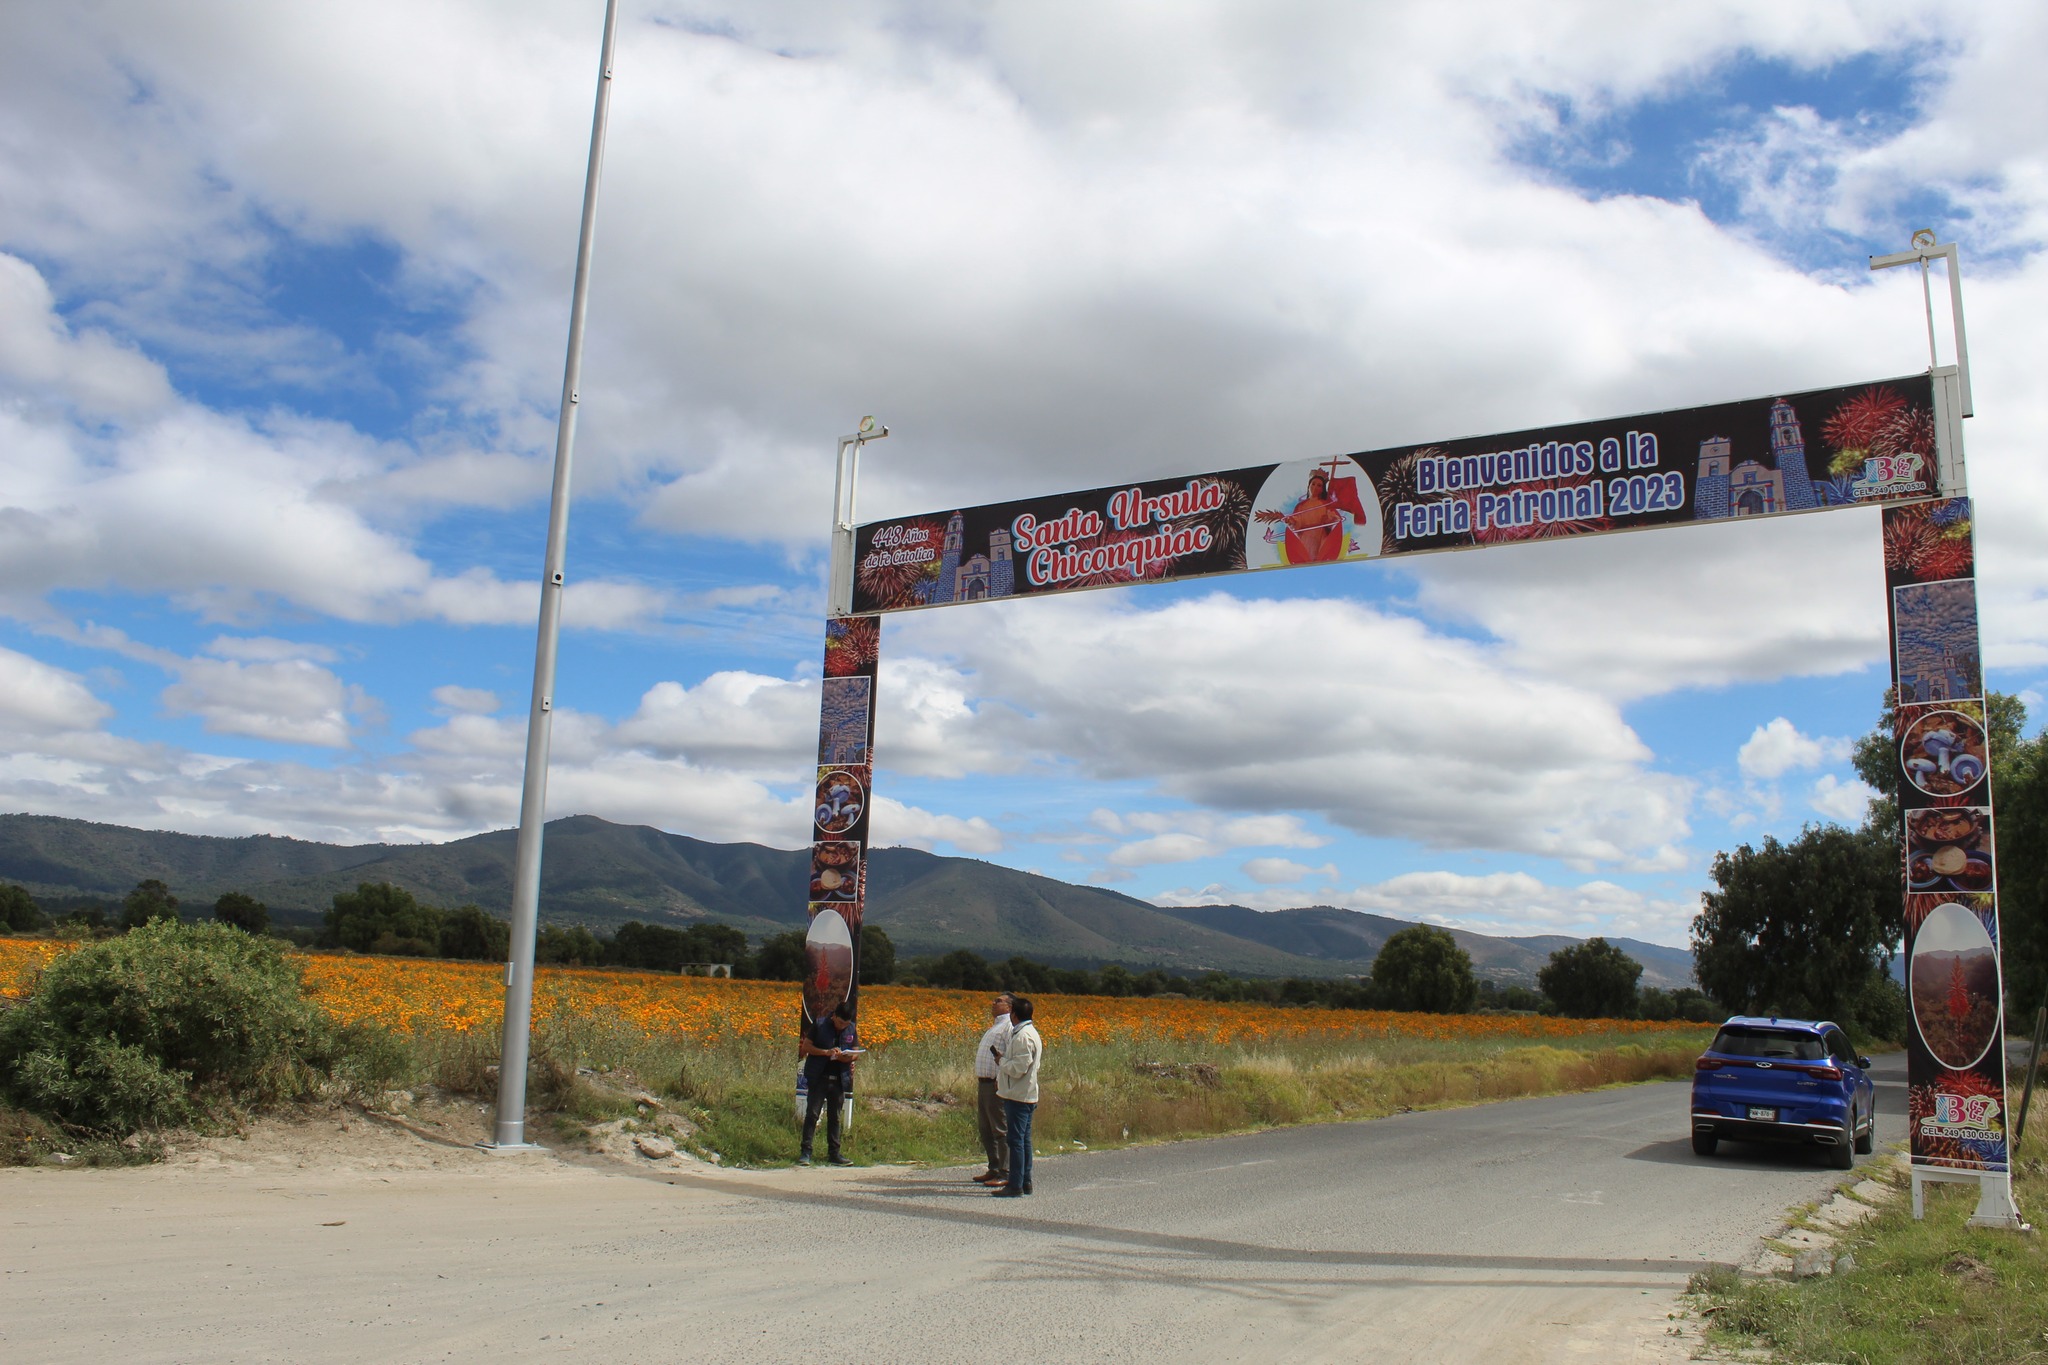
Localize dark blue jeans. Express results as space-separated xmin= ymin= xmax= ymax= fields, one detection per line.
xmin=1003 ymin=1098 xmax=1035 ymax=1192
xmin=801 ymin=1071 xmax=845 ymax=1159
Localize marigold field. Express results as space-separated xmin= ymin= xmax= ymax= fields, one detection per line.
xmin=1 ymin=937 xmax=1715 ymax=1167
xmin=1 ymin=938 xmax=1703 ymax=1048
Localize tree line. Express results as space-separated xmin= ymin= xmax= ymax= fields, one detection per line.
xmin=1 ymin=874 xmax=1713 ymax=1017
xmin=0 ymin=876 xmax=892 ymax=982
xmin=898 ymin=926 xmax=1720 ymax=1021
xmin=2 ymin=876 xmax=1702 ymax=1017
xmin=0 ymin=878 xmax=271 ymax=937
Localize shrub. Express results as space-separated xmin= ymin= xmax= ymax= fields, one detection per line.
xmin=0 ymin=921 xmax=329 ymax=1132
xmin=754 ymin=930 xmax=807 ymax=982
xmin=327 ymin=882 xmax=442 ymax=954
xmin=535 ymin=923 xmax=605 ymax=966
xmin=1846 ymin=974 xmax=1908 ymax=1045
xmin=213 ymin=891 xmax=270 ymax=935
xmin=1371 ymin=925 xmax=1478 ymax=1013
xmin=120 ymin=879 xmax=179 ymax=931
xmin=0 ymin=883 xmax=46 ymax=932
xmin=439 ymin=904 xmax=510 ymax=961
xmin=1539 ymin=937 xmax=1643 ymax=1019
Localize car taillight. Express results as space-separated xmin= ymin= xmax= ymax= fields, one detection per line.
xmin=1695 ymin=1057 xmax=1721 ymax=1071
xmin=1803 ymin=1064 xmax=1843 ymax=1081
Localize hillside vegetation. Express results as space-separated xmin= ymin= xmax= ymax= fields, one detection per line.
xmin=0 ymin=813 xmax=1695 ymax=986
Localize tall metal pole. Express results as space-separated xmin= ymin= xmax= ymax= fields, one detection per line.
xmin=1871 ymin=228 xmax=1973 ymax=416
xmin=485 ymin=0 xmax=621 ymax=1151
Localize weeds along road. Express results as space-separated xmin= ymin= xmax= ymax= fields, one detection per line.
xmin=4 ymin=1055 xmax=1907 ymax=1365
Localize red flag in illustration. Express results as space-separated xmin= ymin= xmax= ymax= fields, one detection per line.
xmin=1328 ymin=474 xmax=1368 ymax=525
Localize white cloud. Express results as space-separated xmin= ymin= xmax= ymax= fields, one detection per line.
xmin=616 ymin=673 xmax=818 ymax=779
xmin=432 ymin=684 xmax=501 ymax=715
xmin=1810 ymin=773 xmax=1877 ymax=823
xmin=1241 ymin=857 xmax=1337 ymax=886
xmin=1087 ymin=808 xmax=1328 ymax=868
xmin=205 ymin=635 xmax=340 ymax=664
xmin=1108 ymin=833 xmax=1217 ymax=869
xmin=0 ymin=674 xmax=989 ymax=853
xmin=161 ymin=655 xmax=359 ymax=748
xmin=1157 ymin=867 xmax=1699 ymax=947
xmin=0 ymin=252 xmax=171 ymax=417
xmin=902 ymin=592 xmax=1690 ymax=869
xmin=0 ymin=646 xmax=113 ymax=733
xmin=1738 ymin=716 xmax=1850 ymax=780
xmin=868 ymin=797 xmax=1004 ymax=856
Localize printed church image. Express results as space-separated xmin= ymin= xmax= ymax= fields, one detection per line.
xmin=925 ymin=511 xmax=1016 ymax=604
xmin=1693 ymin=398 xmax=1818 ymax=520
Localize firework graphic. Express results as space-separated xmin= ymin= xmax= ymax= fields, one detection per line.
xmin=1883 ymin=498 xmax=1974 ymax=585
xmin=1172 ymin=478 xmax=1253 ymax=571
xmin=853 ymin=517 xmax=947 ymax=611
xmin=1821 ymin=384 xmax=1937 ymax=479
xmin=823 ymin=616 xmax=880 ymax=678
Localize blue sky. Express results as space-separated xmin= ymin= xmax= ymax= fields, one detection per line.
xmin=4 ymin=3 xmax=2048 ymax=948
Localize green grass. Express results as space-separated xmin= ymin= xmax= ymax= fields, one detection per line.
xmin=441 ymin=1021 xmax=1712 ymax=1168
xmin=0 ymin=953 xmax=1714 ymax=1172
xmin=1693 ymin=1123 xmax=2048 ymax=1364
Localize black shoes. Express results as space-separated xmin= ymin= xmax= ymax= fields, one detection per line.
xmin=797 ymin=1152 xmax=852 ymax=1167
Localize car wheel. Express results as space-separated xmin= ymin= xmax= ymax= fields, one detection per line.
xmin=1854 ymin=1098 xmax=1874 ymax=1155
xmin=1829 ymin=1114 xmax=1855 ymax=1169
xmin=1691 ymin=1129 xmax=1717 ymax=1157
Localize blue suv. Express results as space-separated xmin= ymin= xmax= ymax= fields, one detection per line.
xmin=1690 ymin=1017 xmax=1875 ymax=1170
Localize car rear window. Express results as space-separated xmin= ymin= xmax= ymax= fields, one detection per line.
xmin=1710 ymin=1027 xmax=1825 ymax=1061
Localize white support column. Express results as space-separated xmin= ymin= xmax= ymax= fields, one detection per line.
xmin=827 ymin=417 xmax=887 ymax=618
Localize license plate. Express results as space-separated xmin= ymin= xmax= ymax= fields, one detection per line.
xmin=1746 ymin=1106 xmax=1777 ymax=1122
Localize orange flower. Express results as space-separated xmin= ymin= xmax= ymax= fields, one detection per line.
xmin=0 ymin=939 xmax=1709 ymax=1046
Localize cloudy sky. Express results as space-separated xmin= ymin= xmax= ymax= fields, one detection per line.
xmin=3 ymin=2 xmax=2045 ymax=949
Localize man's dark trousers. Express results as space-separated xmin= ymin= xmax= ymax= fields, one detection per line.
xmin=801 ymin=1071 xmax=845 ymax=1160
xmin=976 ymin=1078 xmax=1008 ymax=1177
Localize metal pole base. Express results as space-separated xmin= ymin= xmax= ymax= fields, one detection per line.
xmin=477 ymin=1118 xmax=545 ymax=1154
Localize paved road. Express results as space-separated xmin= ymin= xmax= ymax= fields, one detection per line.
xmin=3 ymin=1057 xmax=1906 ymax=1364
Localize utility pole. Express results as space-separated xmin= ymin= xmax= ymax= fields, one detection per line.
xmin=484 ymin=0 xmax=621 ymax=1151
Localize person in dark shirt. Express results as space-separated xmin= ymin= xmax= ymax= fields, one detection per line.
xmin=798 ymin=1004 xmax=857 ymax=1166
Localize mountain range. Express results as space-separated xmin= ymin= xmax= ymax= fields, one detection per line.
xmin=0 ymin=812 xmax=1696 ymax=988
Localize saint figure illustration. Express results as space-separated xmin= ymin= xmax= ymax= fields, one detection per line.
xmin=1254 ymin=460 xmax=1370 ymax=563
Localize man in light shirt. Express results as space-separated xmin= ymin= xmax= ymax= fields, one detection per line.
xmin=972 ymin=992 xmax=1013 ymax=1186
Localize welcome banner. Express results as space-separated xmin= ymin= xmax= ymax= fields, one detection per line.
xmin=847 ymin=374 xmax=1941 ymax=615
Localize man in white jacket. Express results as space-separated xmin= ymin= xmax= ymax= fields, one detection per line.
xmin=992 ymin=996 xmax=1041 ymax=1197
xmin=973 ymin=992 xmax=1013 ymax=1186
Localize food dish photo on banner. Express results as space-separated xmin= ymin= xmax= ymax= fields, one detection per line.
xmin=806 ymin=616 xmax=879 ymax=1025
xmin=848 ymin=374 xmax=1941 ymax=615
xmin=1882 ymin=495 xmax=2010 ymax=1176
